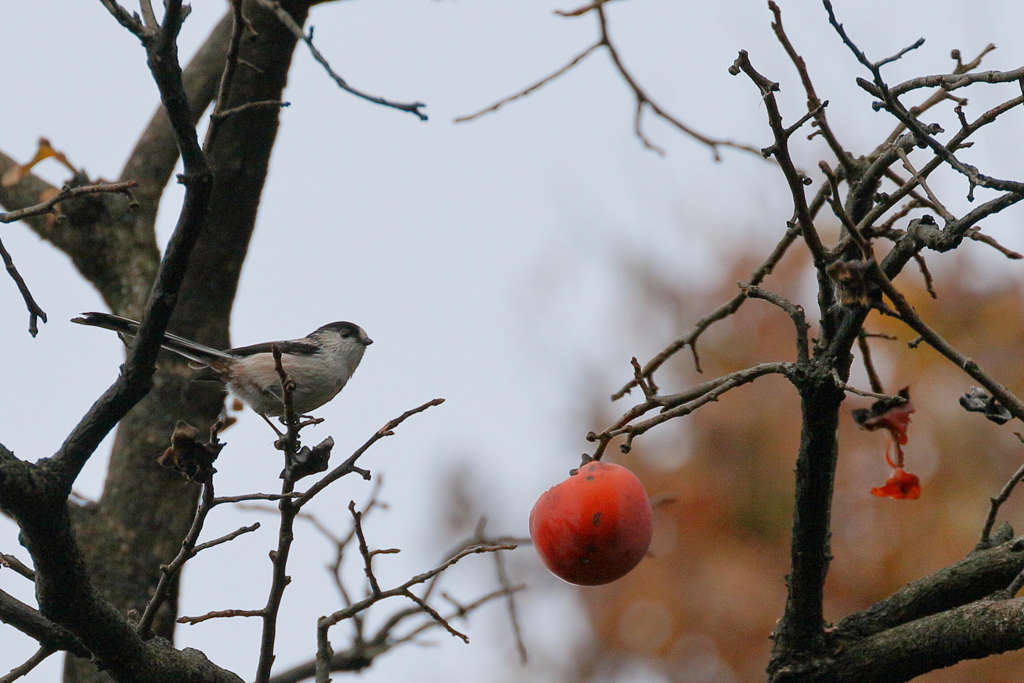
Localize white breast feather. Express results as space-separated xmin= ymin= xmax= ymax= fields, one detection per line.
xmin=227 ymin=343 xmax=365 ymax=416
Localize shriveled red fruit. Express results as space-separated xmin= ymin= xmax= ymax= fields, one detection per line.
xmin=529 ymin=461 xmax=653 ymax=586
xmin=871 ymin=467 xmax=921 ymax=500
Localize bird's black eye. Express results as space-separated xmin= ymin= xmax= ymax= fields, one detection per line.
xmin=340 ymin=331 xmax=351 ymax=338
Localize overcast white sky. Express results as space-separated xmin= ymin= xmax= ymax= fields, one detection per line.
xmin=2 ymin=1 xmax=1023 ymax=681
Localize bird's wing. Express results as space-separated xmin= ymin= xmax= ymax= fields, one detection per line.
xmin=228 ymin=339 xmax=320 ymax=357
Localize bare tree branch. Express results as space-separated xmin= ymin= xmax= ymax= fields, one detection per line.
xmin=456 ymin=1 xmax=763 ymax=159
xmin=870 ymin=265 xmax=1024 ymax=423
xmin=836 ymin=536 xmax=1024 ymax=641
xmin=979 ymin=436 xmax=1024 ymax=548
xmin=591 ymin=361 xmax=792 ymax=460
xmin=296 ymin=398 xmax=446 ymax=508
xmin=254 ymin=0 xmax=427 ymax=120
xmin=0 ymin=553 xmax=35 ymax=582
xmin=829 ymin=598 xmax=1024 ymax=683
xmin=0 ymin=588 xmax=90 ymax=659
xmin=455 ymin=41 xmax=603 ymax=123
xmin=0 ymin=645 xmax=56 ymax=683
xmin=0 ymin=235 xmax=46 ymax=337
xmin=0 ymin=181 xmax=138 ymax=225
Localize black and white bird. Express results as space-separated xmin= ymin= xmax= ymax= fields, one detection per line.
xmin=72 ymin=312 xmax=372 ymax=417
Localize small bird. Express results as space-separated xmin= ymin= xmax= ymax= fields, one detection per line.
xmin=72 ymin=312 xmax=372 ymax=417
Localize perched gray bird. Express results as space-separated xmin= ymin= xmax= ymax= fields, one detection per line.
xmin=72 ymin=312 xmax=372 ymax=417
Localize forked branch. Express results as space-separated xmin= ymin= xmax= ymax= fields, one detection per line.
xmin=456 ymin=1 xmax=762 ymax=159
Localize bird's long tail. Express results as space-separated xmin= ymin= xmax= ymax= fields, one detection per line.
xmin=71 ymin=311 xmax=236 ymax=366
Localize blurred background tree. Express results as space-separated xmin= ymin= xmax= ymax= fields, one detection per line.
xmin=573 ymin=249 xmax=1024 ymax=682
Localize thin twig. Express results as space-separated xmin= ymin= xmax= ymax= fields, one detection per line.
xmin=210 ymin=100 xmax=290 ymax=121
xmin=888 ymin=63 xmax=1024 ymax=98
xmin=613 ymin=222 xmax=804 ymax=398
xmin=856 ymin=331 xmax=885 ymax=395
xmin=490 ymin=528 xmax=528 ymax=663
xmin=0 ymin=180 xmax=139 ymax=224
xmin=593 ymin=361 xmax=792 ymax=460
xmin=911 ymin=252 xmax=937 ymax=298
xmin=554 ymin=0 xmax=622 ymax=17
xmin=138 ymin=1 xmax=158 ymax=30
xmin=97 ymin=0 xmax=147 ymax=39
xmin=597 ymin=5 xmax=762 ymax=159
xmin=455 ymin=42 xmax=603 ymax=123
xmin=999 ymin=569 xmax=1024 ymax=600
xmin=315 ymin=617 xmax=333 ymax=683
xmin=965 ymin=227 xmax=1023 ymax=260
xmin=254 ymin=0 xmax=427 ymax=120
xmin=255 ymin=348 xmax=303 ymax=683
xmin=980 ymin=434 xmax=1024 ymax=548
xmin=406 ymin=592 xmax=469 ymax=643
xmin=0 ymin=235 xmax=47 ymax=337
xmin=350 ymin=501 xmax=383 ymax=596
xmin=138 ymin=480 xmax=218 ymax=639
xmin=272 ymin=343 xmax=301 ymax=455
xmin=895 ymin=147 xmax=955 ymax=223
xmin=295 ymin=398 xmax=445 ymax=507
xmin=0 ymin=553 xmax=35 ymax=581
xmin=212 ymin=491 xmax=303 ymax=506
xmin=0 ymin=180 xmax=138 ymax=337
xmin=831 ymin=370 xmax=904 ymax=403
xmin=730 ymin=51 xmax=829 ymax=275
xmin=876 ymin=38 xmax=926 ymax=68
xmin=0 ymin=645 xmax=56 ymax=683
xmin=820 ymin=160 xmax=871 ymax=258
xmin=329 ymin=482 xmax=386 ymax=643
xmin=870 ymin=265 xmax=1024 ymax=422
xmin=203 ymin=0 xmax=246 ymax=149
xmin=881 ymin=170 xmax=937 ymax=216
xmin=192 ymin=523 xmax=260 ymax=554
xmin=741 ymin=283 xmax=810 ymax=363
xmin=178 ymin=609 xmax=265 ymax=625
xmin=319 ymin=542 xmax=517 ymax=630
xmin=456 ymin=2 xmax=763 ymax=160
xmin=767 ymin=1 xmax=853 ymax=175
xmin=385 ymin=585 xmax=526 ymax=649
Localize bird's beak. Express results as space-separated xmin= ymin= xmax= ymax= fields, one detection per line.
xmin=364 ymin=337 xmax=374 ymax=346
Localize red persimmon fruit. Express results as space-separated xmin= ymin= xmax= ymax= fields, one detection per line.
xmin=529 ymin=461 xmax=653 ymax=586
